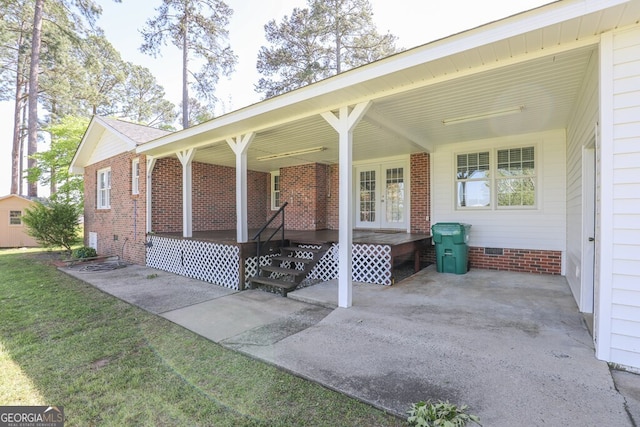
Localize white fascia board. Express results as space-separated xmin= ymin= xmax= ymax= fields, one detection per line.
xmin=136 ymin=0 xmax=628 ymax=157
xmin=69 ymin=116 xmax=101 ymax=174
xmin=69 ymin=116 xmax=138 ymax=174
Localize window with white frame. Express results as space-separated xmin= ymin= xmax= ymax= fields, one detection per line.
xmin=496 ymin=146 xmax=536 ymax=207
xmin=9 ymin=210 xmax=22 ymax=225
xmin=456 ymin=151 xmax=490 ymax=208
xmin=132 ymin=158 xmax=140 ymax=195
xmin=97 ymin=167 xmax=111 ymax=209
xmin=456 ymin=146 xmax=536 ymax=209
xmin=271 ymin=171 xmax=280 ymax=210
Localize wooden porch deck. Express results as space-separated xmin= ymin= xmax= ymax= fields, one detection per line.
xmin=159 ymin=228 xmax=432 ymax=274
xmin=162 ymin=228 xmax=430 ymax=244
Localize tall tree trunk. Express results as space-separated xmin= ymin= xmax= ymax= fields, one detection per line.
xmin=335 ymin=39 xmax=341 ymax=73
xmin=27 ymin=0 xmax=44 ymax=197
xmin=11 ymin=21 xmax=27 ymax=195
xmin=181 ymin=19 xmax=189 ymax=129
xmin=335 ymin=24 xmax=341 ymax=74
xmin=11 ymin=65 xmax=25 ymax=195
xmin=20 ymin=95 xmax=28 ymax=195
xmin=50 ymin=168 xmax=56 ymax=195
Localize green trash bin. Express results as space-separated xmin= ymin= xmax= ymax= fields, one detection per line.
xmin=431 ymin=223 xmax=471 ymax=274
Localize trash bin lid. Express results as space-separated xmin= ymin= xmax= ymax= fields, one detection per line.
xmin=431 ymin=222 xmax=469 ymax=235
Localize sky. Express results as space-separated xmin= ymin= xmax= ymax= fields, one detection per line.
xmin=0 ymin=0 xmax=551 ymax=196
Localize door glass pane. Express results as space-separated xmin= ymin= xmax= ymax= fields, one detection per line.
xmin=385 ymin=167 xmax=404 ymax=223
xmin=359 ymin=170 xmax=375 ymax=222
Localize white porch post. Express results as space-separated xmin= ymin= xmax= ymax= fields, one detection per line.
xmin=145 ymin=156 xmax=156 ymax=234
xmin=177 ymin=149 xmax=196 ymax=238
xmin=226 ymin=133 xmax=256 ymax=243
xmin=321 ymin=102 xmax=371 ymax=308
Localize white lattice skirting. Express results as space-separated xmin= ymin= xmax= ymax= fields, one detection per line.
xmin=146 ymin=236 xmax=240 ymax=290
xmin=307 ymin=243 xmax=393 ymax=286
xmin=147 ymin=237 xmax=393 ymax=288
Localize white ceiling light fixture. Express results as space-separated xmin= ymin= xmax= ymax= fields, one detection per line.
xmin=442 ymin=106 xmax=525 ymax=126
xmin=256 ymin=146 xmax=326 ymax=161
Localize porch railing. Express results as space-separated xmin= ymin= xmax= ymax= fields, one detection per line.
xmin=251 ymin=201 xmax=288 ymax=277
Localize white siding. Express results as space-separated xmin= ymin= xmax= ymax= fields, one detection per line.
xmin=565 ymin=51 xmax=599 ymax=311
xmin=87 ymin=132 xmax=134 ymax=166
xmin=601 ymin=25 xmax=640 ymax=370
xmin=431 ymin=129 xmax=566 ymax=254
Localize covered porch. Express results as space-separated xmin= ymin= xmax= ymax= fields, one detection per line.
xmin=133 ymin=1 xmax=640 ymax=316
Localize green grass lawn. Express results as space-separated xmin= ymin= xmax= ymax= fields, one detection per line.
xmin=0 ymin=249 xmax=404 ymax=426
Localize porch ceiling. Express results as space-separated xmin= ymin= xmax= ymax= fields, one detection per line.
xmin=192 ymin=45 xmax=596 ymax=172
xmin=137 ymin=0 xmax=640 ymax=173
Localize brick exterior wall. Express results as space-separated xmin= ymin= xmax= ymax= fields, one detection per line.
xmin=468 ymin=247 xmax=562 ymax=275
xmin=410 ymin=153 xmax=431 ymax=234
xmin=279 ymin=163 xmax=329 ymax=230
xmin=248 ymin=170 xmax=270 ymax=227
xmin=327 ymin=164 xmax=339 ymax=229
xmin=409 ymin=153 xmax=433 ymax=266
xmin=152 ymin=158 xmax=269 ymax=233
xmin=266 ymin=172 xmax=275 ymax=220
xmin=151 ymin=158 xmax=182 ymax=233
xmin=83 ymin=152 xmax=147 ymax=265
xmin=315 ymin=163 xmax=329 ymax=230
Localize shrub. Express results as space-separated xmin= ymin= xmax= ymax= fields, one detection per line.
xmin=22 ymin=200 xmax=81 ymax=253
xmin=72 ymin=246 xmax=97 ymax=259
xmin=407 ymin=400 xmax=481 ymax=427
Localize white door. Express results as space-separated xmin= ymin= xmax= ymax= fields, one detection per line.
xmin=355 ymin=162 xmax=407 ymax=229
xmin=581 ymin=145 xmax=596 ymax=313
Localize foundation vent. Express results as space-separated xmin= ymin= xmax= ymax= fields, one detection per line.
xmin=484 ymin=247 xmax=504 ymax=256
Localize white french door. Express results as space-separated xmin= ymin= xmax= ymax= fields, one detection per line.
xmin=355 ymin=161 xmax=407 ymax=229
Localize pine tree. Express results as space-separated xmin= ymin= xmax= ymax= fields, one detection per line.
xmin=140 ymin=0 xmax=237 ymax=129
xmin=256 ymin=0 xmax=398 ymax=99
xmin=1 ymin=0 xmax=116 ymax=197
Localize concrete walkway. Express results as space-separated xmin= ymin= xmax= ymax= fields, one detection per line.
xmin=63 ymin=262 xmax=639 ymax=426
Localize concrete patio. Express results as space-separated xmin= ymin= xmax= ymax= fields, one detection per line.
xmin=62 ymin=262 xmax=639 ymax=426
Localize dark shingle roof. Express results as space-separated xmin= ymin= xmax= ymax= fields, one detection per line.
xmin=100 ymin=117 xmax=172 ymax=145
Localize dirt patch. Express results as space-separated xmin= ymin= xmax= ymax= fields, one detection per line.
xmin=29 ymin=251 xmax=71 ymax=266
xmin=90 ymin=358 xmax=110 ymax=370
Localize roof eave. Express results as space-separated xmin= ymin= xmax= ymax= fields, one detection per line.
xmin=0 ymin=194 xmax=34 ymax=203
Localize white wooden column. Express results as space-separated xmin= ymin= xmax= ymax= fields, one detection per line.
xmin=145 ymin=156 xmax=156 ymax=234
xmin=595 ymin=31 xmax=614 ymax=362
xmin=177 ymin=149 xmax=196 ymax=238
xmin=226 ymin=133 xmax=255 ymax=243
xmin=321 ymin=102 xmax=371 ymax=308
